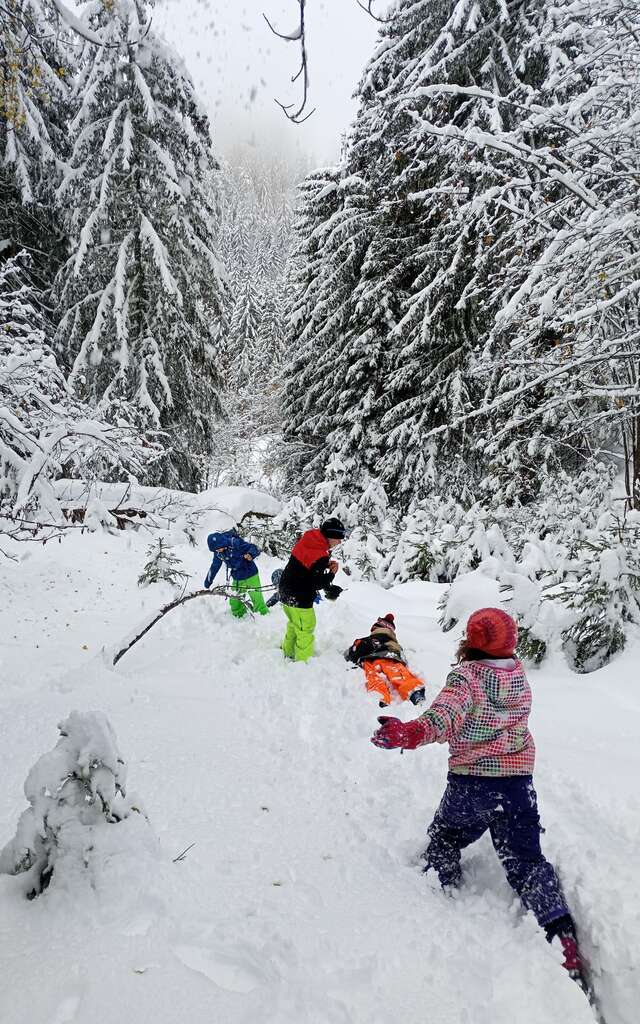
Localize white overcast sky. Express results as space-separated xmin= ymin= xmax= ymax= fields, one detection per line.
xmin=154 ymin=0 xmax=387 ymax=166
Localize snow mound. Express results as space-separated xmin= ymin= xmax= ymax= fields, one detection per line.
xmin=0 ymin=712 xmax=150 ymax=899
xmin=52 ymin=479 xmax=282 ymax=540
xmin=441 ymin=565 xmax=503 ymax=630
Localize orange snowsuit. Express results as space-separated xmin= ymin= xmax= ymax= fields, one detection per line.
xmin=363 ymin=659 xmax=424 ymax=705
xmin=345 ymin=622 xmax=424 ymax=705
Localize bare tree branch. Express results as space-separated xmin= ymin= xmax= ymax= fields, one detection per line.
xmin=263 ymin=0 xmax=316 ymax=123
xmin=356 ymin=0 xmax=391 ymax=23
xmin=263 ymin=0 xmax=393 ymax=121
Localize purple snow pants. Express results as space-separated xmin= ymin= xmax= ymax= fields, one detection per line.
xmin=423 ymin=773 xmax=569 ymax=927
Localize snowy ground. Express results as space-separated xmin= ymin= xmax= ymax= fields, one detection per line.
xmin=1 ymin=516 xmax=638 ymax=1024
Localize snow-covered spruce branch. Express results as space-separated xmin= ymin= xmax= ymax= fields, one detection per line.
xmin=50 ymin=0 xmax=152 ymax=47
xmin=399 ymin=80 xmax=640 ymax=182
xmin=0 ymin=0 xmax=152 ymax=53
xmin=399 ymin=109 xmax=600 ymax=210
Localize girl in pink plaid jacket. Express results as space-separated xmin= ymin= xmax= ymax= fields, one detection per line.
xmin=372 ymin=608 xmax=588 ymax=992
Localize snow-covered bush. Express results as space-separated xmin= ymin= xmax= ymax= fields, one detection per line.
xmin=0 ymin=712 xmax=144 ymax=898
xmin=336 ymin=478 xmax=398 ymax=582
xmin=439 ymin=567 xmax=503 ymax=633
xmin=137 ymin=538 xmax=189 ymax=589
xmin=249 ymin=495 xmax=312 ymax=558
xmin=552 ymin=512 xmax=640 ymax=672
xmin=0 ymin=254 xmax=162 ymax=530
xmin=437 ymin=475 xmax=639 ymax=672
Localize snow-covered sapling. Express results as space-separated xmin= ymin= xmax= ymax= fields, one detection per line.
xmin=137 ymin=538 xmax=189 ymax=589
xmin=557 ymin=512 xmax=640 ymax=672
xmin=0 ymin=712 xmax=141 ymax=898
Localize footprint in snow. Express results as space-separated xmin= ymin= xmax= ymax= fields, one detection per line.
xmin=172 ymin=944 xmax=264 ymax=994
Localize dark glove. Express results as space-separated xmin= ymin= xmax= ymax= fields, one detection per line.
xmin=371 ymin=716 xmax=429 ymax=750
xmin=409 ymin=687 xmax=426 ymax=705
xmin=344 ymin=643 xmax=358 ymax=664
xmin=324 ymin=584 xmax=342 ymax=601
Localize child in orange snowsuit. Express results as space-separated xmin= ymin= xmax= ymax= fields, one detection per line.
xmin=344 ymin=614 xmax=426 ymax=706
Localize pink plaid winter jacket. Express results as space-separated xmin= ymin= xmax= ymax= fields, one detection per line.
xmin=418 ymin=658 xmax=536 ymax=777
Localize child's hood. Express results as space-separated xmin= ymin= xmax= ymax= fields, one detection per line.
xmin=207 ymin=529 xmax=237 ymax=552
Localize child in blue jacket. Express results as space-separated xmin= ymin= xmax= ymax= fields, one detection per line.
xmin=204 ymin=530 xmax=269 ymax=617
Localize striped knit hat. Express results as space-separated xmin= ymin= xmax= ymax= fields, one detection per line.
xmin=466 ymin=608 xmax=518 ymax=658
xmin=371 ymin=613 xmax=396 ymax=635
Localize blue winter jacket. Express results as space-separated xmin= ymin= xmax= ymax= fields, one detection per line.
xmin=204 ymin=531 xmax=261 ymax=587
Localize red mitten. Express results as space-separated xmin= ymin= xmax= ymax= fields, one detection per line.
xmin=371 ymin=716 xmax=429 ymax=750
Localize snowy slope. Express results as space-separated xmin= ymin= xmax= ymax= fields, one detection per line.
xmin=0 ymin=528 xmax=638 ymax=1024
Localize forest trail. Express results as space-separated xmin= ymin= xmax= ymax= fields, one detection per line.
xmin=0 ymin=531 xmax=637 ymax=1024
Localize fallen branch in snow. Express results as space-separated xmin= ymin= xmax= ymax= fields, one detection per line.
xmin=111 ymin=587 xmax=253 ymax=666
xmin=172 ymin=842 xmax=196 ymax=863
xmin=0 ymin=511 xmax=89 ymax=541
xmin=63 ymin=505 xmax=148 ymax=529
xmin=0 ymin=508 xmax=142 ymax=541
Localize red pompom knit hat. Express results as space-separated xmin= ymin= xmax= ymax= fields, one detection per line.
xmin=371 ymin=613 xmax=396 ymax=635
xmin=466 ymin=608 xmax=518 ymax=658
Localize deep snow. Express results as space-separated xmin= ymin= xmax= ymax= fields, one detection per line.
xmin=1 ymin=516 xmax=638 ymax=1024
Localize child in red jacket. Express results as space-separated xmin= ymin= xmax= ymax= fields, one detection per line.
xmin=371 ymin=608 xmax=589 ymax=995
xmin=345 ymin=613 xmax=425 ymax=706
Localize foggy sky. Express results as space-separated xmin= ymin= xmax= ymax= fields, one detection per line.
xmin=154 ymin=0 xmax=387 ymax=166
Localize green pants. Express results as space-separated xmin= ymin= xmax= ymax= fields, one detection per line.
xmin=229 ymin=573 xmax=269 ymax=618
xmin=281 ymin=604 xmax=316 ymax=661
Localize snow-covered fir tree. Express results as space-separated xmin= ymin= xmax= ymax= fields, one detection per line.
xmin=0 ymin=0 xmax=71 ymax=287
xmin=217 ymin=158 xmax=294 ymax=377
xmin=282 ymin=0 xmax=626 ymax=511
xmin=280 ymin=165 xmax=375 ymax=496
xmin=53 ymin=0 xmax=227 ymax=491
xmin=137 ymin=537 xmax=188 ymax=588
xmin=211 ymin=157 xmax=294 ymax=485
xmin=463 ymin=0 xmax=640 ymax=509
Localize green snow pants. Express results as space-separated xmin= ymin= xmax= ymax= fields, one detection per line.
xmin=229 ymin=573 xmax=269 ymax=618
xmin=281 ymin=604 xmax=316 ymax=662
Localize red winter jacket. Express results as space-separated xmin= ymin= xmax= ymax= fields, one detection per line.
xmin=279 ymin=529 xmax=336 ymax=608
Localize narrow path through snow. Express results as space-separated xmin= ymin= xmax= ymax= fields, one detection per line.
xmin=1 ymin=534 xmax=637 ymax=1023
